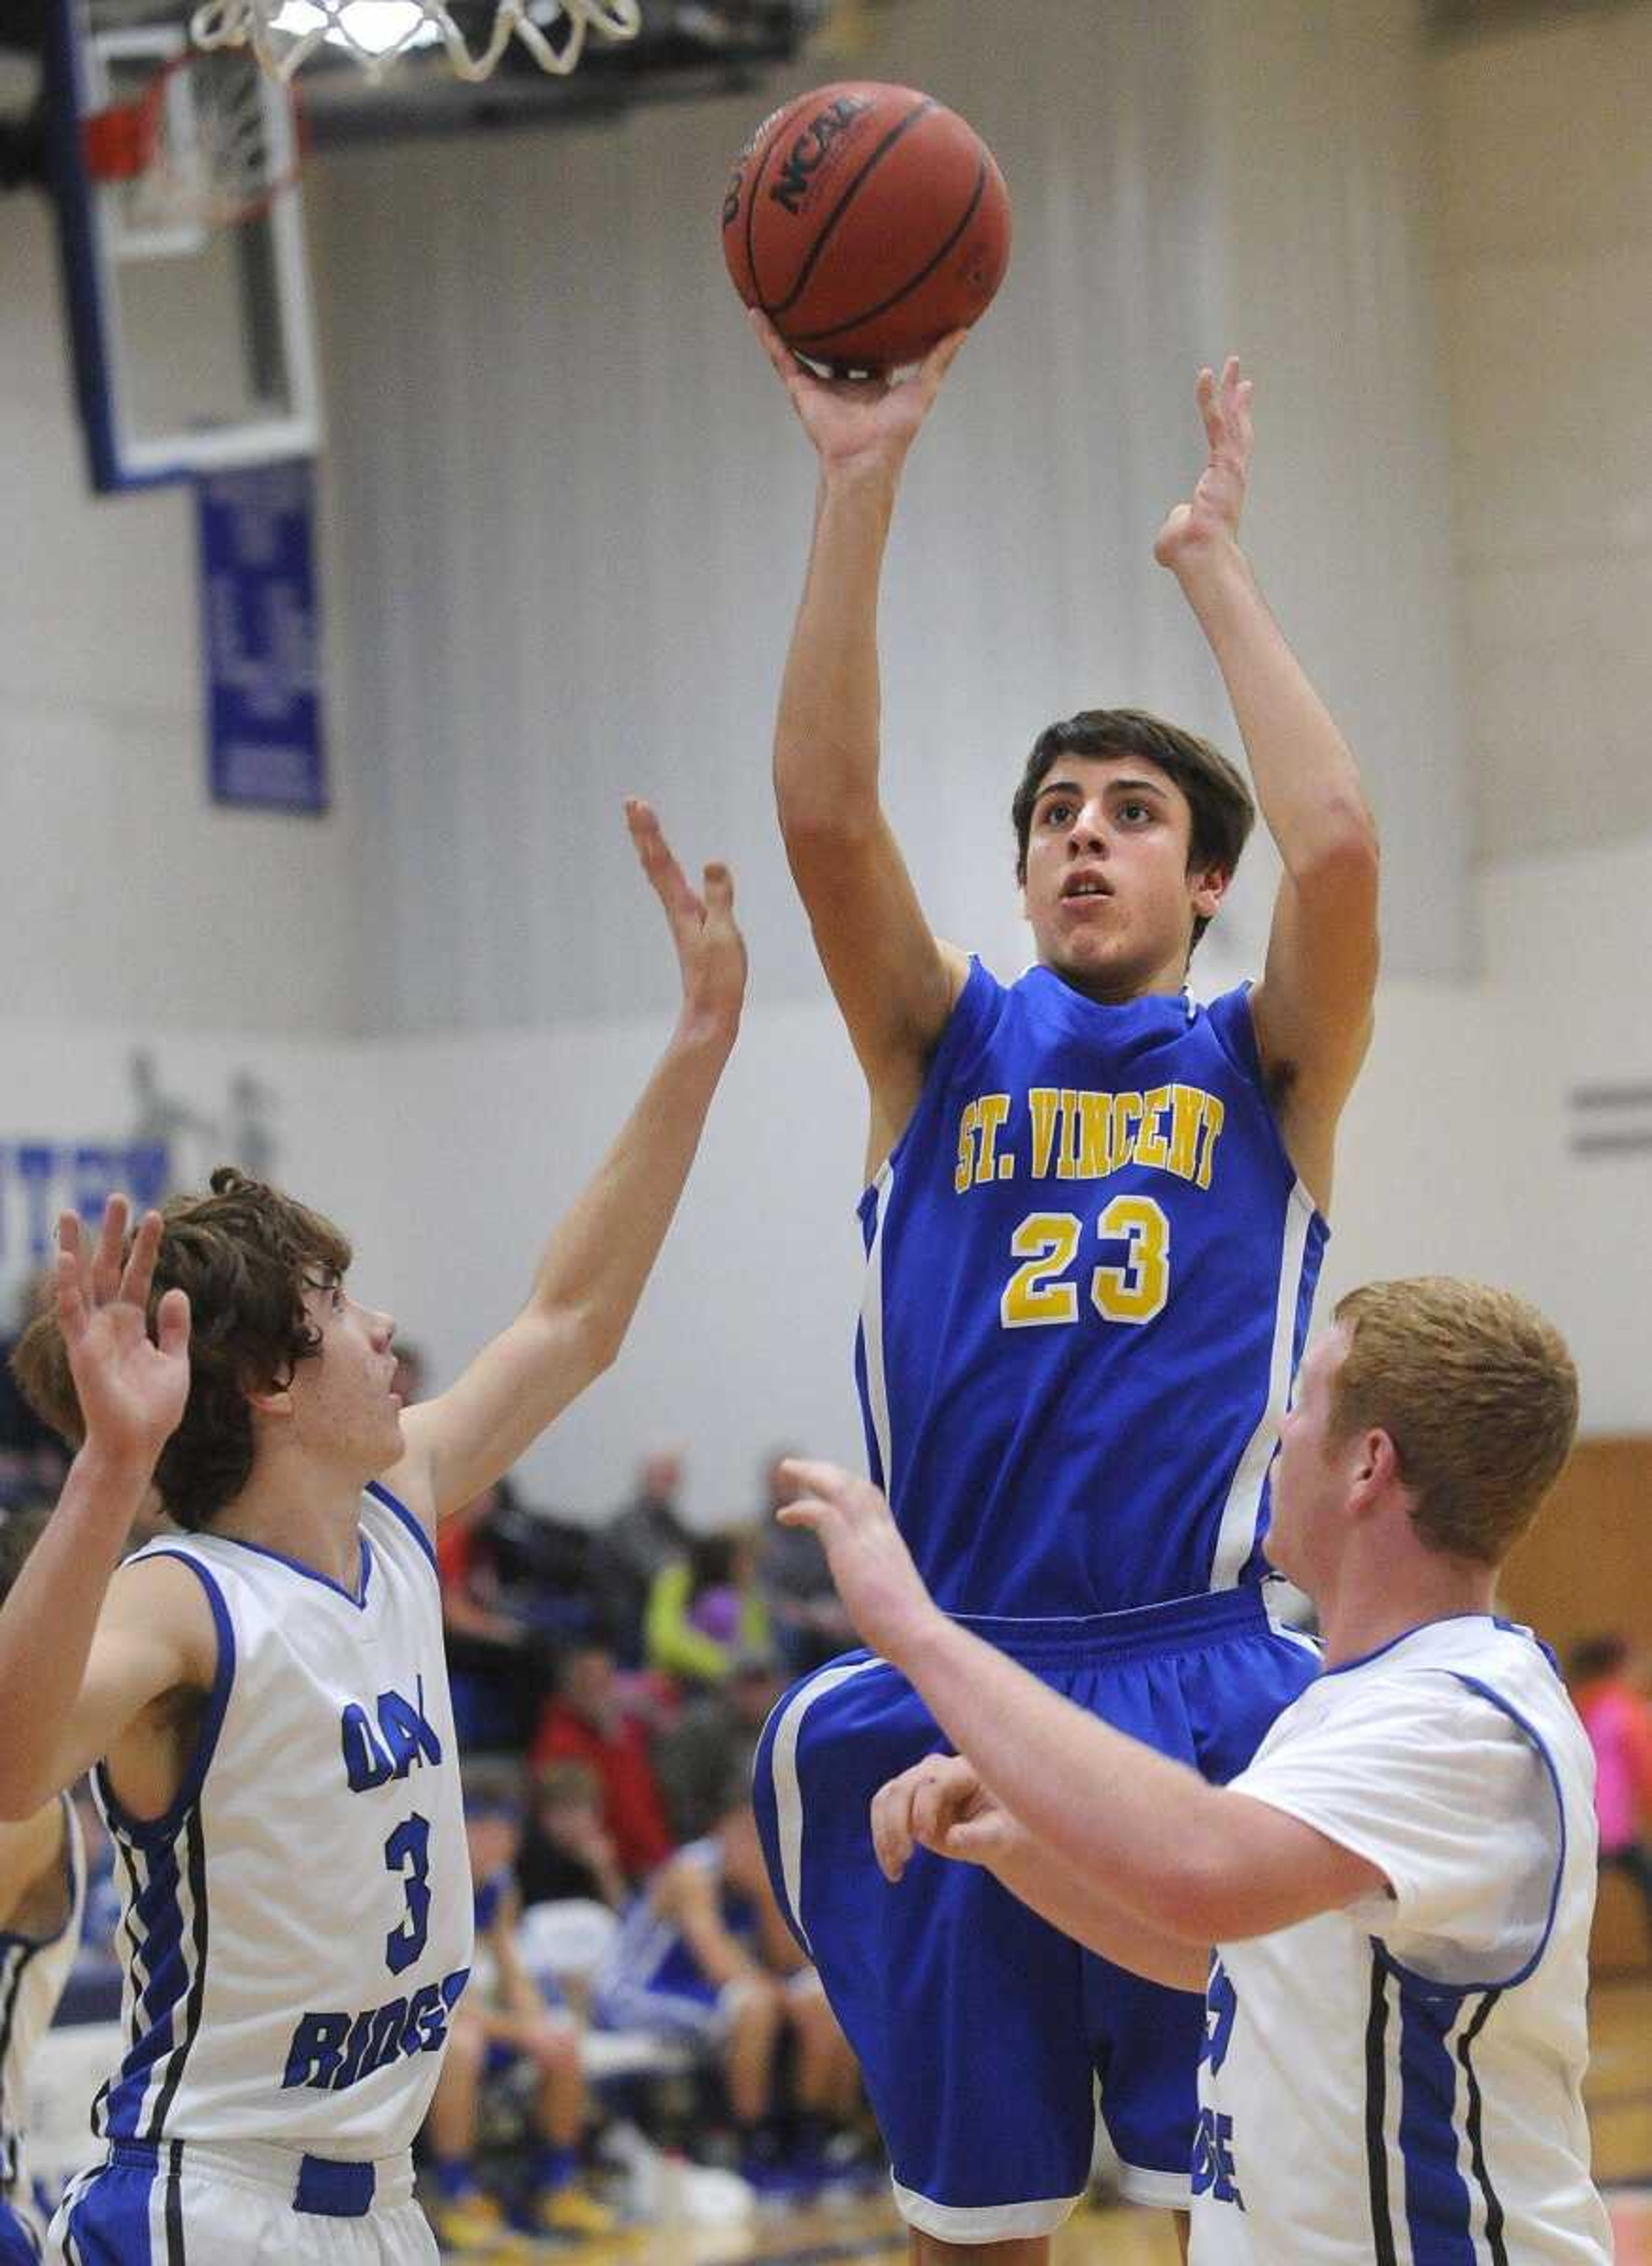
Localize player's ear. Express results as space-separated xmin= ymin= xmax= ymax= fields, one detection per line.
xmin=243 ymin=1368 xmax=296 ymax=1421
xmin=1189 ymin=862 xmax=1228 ymax=923
xmin=1366 ymin=1429 xmax=1405 ymax=1494
xmin=1348 ymin=1427 xmax=1399 ymax=1508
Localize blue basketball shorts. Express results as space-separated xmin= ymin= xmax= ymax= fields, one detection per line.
xmin=0 ymin=2195 xmax=40 ymax=2265
xmin=752 ymin=1584 xmax=1318 ymax=2238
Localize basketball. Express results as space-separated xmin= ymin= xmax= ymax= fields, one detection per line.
xmin=721 ymin=81 xmax=1011 ymax=372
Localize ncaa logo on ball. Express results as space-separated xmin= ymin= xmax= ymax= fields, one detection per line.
xmin=766 ymin=93 xmax=875 ymax=217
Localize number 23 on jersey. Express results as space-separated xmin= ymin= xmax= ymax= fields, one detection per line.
xmin=1000 ymin=1199 xmax=1171 ymax=1330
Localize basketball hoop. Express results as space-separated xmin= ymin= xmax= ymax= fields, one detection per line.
xmin=188 ymin=0 xmax=642 ymax=84
xmin=81 ymin=44 xmax=301 ymax=233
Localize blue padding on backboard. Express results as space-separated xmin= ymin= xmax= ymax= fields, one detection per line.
xmin=43 ymin=0 xmax=129 ymax=493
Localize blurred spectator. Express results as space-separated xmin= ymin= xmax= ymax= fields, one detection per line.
xmin=1570 ymin=1634 xmax=1652 ymax=1939
xmin=751 ymin=1451 xmax=854 ymax=1678
xmin=606 ymin=1450 xmax=692 ymax=1586
xmin=516 ymin=1762 xmax=628 ymax=1913
xmin=645 ymin=1531 xmax=771 ymax=1690
xmin=592 ymin=1753 xmax=861 ymax=2194
xmin=0 ymin=1276 xmax=71 ymax=1511
xmin=598 ymin=1451 xmax=692 ymax=1665
xmin=655 ymin=1647 xmax=786 ymax=1845
xmin=438 ymin=1478 xmax=536 ymax=1752
xmin=424 ymin=1769 xmax=616 ymax=2253
xmin=484 ymin=1492 xmax=632 ymax=1650
xmin=530 ymin=1639 xmax=673 ymax=1882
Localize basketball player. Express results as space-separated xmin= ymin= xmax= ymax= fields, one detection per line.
xmin=748 ymin=322 xmax=1381 ymax=2251
xmin=593 ymin=1757 xmax=860 ymax=2194
xmin=0 ymin=800 xmax=745 ymax=2263
xmin=0 ymin=1516 xmax=86 ymax=2264
xmin=777 ymin=1277 xmax=1612 ymax=2264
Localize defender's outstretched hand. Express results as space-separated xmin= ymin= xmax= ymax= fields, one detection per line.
xmin=748 ymin=307 xmax=968 ymax=476
xmin=56 ymin=1198 xmax=190 ymax=1467
xmin=870 ymin=1752 xmax=1023 ymax=1883
xmin=777 ymin=1457 xmax=940 ymax=1666
xmin=625 ymin=799 xmax=747 ymax=1049
xmin=1154 ymin=355 xmax=1254 ymax=576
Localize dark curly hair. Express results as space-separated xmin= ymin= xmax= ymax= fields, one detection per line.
xmin=1010 ymin=707 xmax=1255 ymax=959
xmin=10 ymin=1169 xmax=351 ymax=1532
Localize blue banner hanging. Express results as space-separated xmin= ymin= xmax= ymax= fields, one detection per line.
xmin=197 ymin=461 xmax=327 ymax=813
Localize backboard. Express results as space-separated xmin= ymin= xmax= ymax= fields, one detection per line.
xmin=45 ymin=0 xmax=321 ymax=491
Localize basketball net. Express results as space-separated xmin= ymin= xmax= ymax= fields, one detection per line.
xmin=81 ymin=46 xmax=300 ymax=232
xmin=189 ymin=0 xmax=642 ymax=84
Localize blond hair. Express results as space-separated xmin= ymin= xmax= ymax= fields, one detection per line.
xmin=1330 ymin=1278 xmax=1578 ymax=1566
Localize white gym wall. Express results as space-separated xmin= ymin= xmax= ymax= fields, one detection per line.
xmin=1 ymin=0 xmax=1648 ymax=1521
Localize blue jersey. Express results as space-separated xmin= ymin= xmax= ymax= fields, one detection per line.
xmin=856 ymin=960 xmax=1327 ymax=1616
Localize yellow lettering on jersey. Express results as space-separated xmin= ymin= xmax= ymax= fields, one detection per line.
xmin=973 ymin=1094 xmax=1011 ymax=1185
xmin=1195 ymin=1095 xmax=1226 ymax=1189
xmin=1168 ymin=1084 xmax=1204 ymax=1180
xmin=1090 ymin=1195 xmax=1171 ymax=1325
xmin=1133 ymin=1085 xmax=1172 ymax=1171
xmin=1077 ymin=1091 xmax=1115 ymax=1179
xmin=1112 ymin=1091 xmax=1142 ymax=1168
xmin=961 ymin=1083 xmax=1223 ymax=1197
xmin=1001 ymin=1212 xmax=1082 ymax=1328
xmin=1057 ymin=1089 xmax=1083 ymax=1179
xmin=1028 ymin=1089 xmax=1061 ymax=1179
xmin=954 ymin=1100 xmax=979 ymax=1195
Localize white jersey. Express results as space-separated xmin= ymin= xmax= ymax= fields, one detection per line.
xmin=594 ymin=1837 xmax=757 ymax=2038
xmin=0 ymin=1796 xmax=84 ymax=2202
xmin=1190 ymin=1615 xmax=1612 ymax=2266
xmin=90 ymin=1485 xmax=472 ymax=2161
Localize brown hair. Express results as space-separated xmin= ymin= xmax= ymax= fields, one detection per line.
xmin=1329 ymin=1278 xmax=1578 ymax=1567
xmin=10 ymin=1169 xmax=351 ymax=1533
xmin=1010 ymin=708 xmax=1256 ymax=957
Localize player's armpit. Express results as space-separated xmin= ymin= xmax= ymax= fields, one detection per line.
xmin=7 ymin=1554 xmax=217 ymax=1819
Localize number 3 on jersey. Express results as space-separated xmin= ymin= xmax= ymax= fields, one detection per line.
xmin=384 ymin=1813 xmax=432 ymax=1975
xmin=1000 ymin=1198 xmax=1170 ymax=1331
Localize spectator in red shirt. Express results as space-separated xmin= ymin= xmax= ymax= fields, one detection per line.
xmin=531 ymin=1638 xmax=674 ymax=1881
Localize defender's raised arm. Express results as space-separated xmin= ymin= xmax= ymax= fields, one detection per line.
xmin=394 ymin=800 xmax=746 ymax=1524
